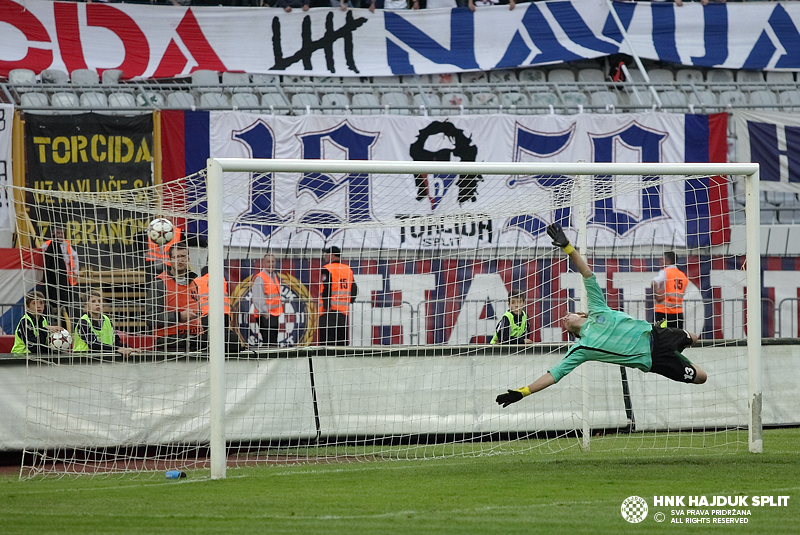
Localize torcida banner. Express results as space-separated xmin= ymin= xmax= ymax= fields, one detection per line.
xmin=1 ymin=0 xmax=799 ymax=79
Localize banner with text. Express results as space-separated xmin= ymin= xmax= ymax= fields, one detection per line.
xmin=161 ymin=111 xmax=728 ymax=250
xmin=24 ymin=113 xmax=154 ymax=263
xmin=2 ymin=0 xmax=800 ymax=79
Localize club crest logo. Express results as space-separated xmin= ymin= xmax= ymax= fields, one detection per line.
xmin=621 ymin=496 xmax=648 ymax=523
xmin=230 ymin=273 xmax=317 ymax=348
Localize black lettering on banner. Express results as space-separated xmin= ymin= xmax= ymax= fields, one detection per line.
xmin=271 ymin=11 xmax=368 ymax=73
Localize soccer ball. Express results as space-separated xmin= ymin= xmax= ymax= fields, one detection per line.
xmin=50 ymin=329 xmax=73 ymax=351
xmin=147 ymin=218 xmax=174 ymax=245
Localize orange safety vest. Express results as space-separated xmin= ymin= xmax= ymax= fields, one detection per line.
xmin=654 ymin=266 xmax=688 ymax=314
xmin=253 ymin=272 xmax=283 ymax=317
xmin=42 ymin=239 xmax=78 ymax=286
xmin=154 ymin=270 xmax=204 ymax=337
xmin=192 ymin=273 xmax=230 ymax=316
xmin=319 ymin=263 xmax=354 ymax=315
xmin=146 ymin=226 xmax=181 ymax=263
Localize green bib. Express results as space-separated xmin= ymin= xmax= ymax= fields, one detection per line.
xmin=490 ymin=310 xmax=527 ymax=344
xmin=12 ymin=313 xmax=48 ymax=354
xmin=72 ymin=314 xmax=115 ymax=352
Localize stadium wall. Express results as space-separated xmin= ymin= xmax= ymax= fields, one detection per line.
xmin=0 ymin=343 xmax=797 ymax=451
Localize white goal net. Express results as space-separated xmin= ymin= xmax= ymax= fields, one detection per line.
xmin=11 ymin=160 xmax=761 ymax=479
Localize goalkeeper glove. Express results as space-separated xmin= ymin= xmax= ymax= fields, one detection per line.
xmin=546 ymin=223 xmax=575 ymax=255
xmin=496 ymin=386 xmax=531 ymax=408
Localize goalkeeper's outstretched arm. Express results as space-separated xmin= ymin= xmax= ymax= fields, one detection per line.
xmin=495 ymin=223 xmax=587 ymax=408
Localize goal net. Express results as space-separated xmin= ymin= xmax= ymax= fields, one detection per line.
xmin=12 ymin=160 xmax=761 ymax=479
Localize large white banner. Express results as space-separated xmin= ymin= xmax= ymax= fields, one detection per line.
xmin=1 ymin=0 xmax=799 ymax=79
xmin=0 ymin=104 xmax=12 ymax=233
xmin=167 ymin=111 xmax=728 ymax=249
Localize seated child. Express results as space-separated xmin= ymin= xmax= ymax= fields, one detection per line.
xmin=490 ymin=289 xmax=532 ymax=345
xmin=12 ymin=290 xmax=62 ymax=354
xmin=73 ymin=290 xmax=134 ymax=357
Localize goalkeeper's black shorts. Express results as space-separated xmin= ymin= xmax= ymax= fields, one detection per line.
xmin=648 ymin=325 xmax=697 ymax=383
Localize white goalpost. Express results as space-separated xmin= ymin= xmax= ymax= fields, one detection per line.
xmin=14 ymin=158 xmax=761 ymax=480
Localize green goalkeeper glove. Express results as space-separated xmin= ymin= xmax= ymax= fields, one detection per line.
xmin=546 ymin=223 xmax=575 ymax=254
xmin=496 ymin=386 xmax=531 ymax=408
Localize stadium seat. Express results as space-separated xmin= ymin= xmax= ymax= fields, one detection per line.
xmin=350 ymin=92 xmax=381 ymax=114
xmin=136 ymin=92 xmax=165 ymax=107
xmin=192 ymin=70 xmax=221 ymax=92
xmin=548 ymin=68 xmax=577 ymax=91
xmin=165 ymin=91 xmax=195 ymax=108
xmin=412 ymin=92 xmax=441 ymax=113
xmin=71 ymin=69 xmax=99 ymax=85
xmin=779 ymin=90 xmax=800 ymax=111
xmin=401 ymin=74 xmax=430 ymax=86
xmin=578 ymin=68 xmax=606 ymax=91
xmin=461 ymin=71 xmax=491 ymax=93
xmin=530 ymin=91 xmax=558 ymax=108
xmin=8 ymin=68 xmax=36 ymax=85
xmin=101 ymin=69 xmax=123 ymax=84
xmin=500 ymin=92 xmax=529 ymax=110
xmin=50 ymin=92 xmax=80 ymax=107
xmin=431 ymin=73 xmax=458 ymax=86
xmin=517 ymin=69 xmax=544 ymax=84
xmin=291 ymin=93 xmax=320 ymax=112
xmin=590 ymin=90 xmax=618 ymax=109
xmin=707 ymin=69 xmax=735 ymax=91
xmin=41 ymin=69 xmax=69 ymax=84
xmin=320 ymin=92 xmax=350 ymax=114
xmin=222 ymin=72 xmax=253 ymax=92
xmin=675 ymin=68 xmax=704 ymax=88
xmin=20 ymin=92 xmax=48 ymax=108
xmin=230 ymin=92 xmax=259 ymax=109
xmin=562 ymin=91 xmax=588 ymax=107
xmin=492 ymin=69 xmax=519 ymax=85
xmin=252 ymin=73 xmax=281 ymax=93
xmin=767 ymin=71 xmax=795 ymax=90
xmin=471 ymin=92 xmax=500 ymax=113
xmin=648 ymin=68 xmax=674 ymax=90
xmin=108 ymin=92 xmax=137 ymax=108
xmin=736 ymin=70 xmax=765 ymax=86
xmin=80 ymin=92 xmax=109 ymax=108
xmin=749 ymin=89 xmax=778 ymax=110
xmin=440 ymin=92 xmax=470 ymax=114
xmin=342 ymin=76 xmax=374 ymax=94
xmin=200 ymin=92 xmax=231 ymax=108
xmin=687 ymin=89 xmax=717 ymax=110
xmin=658 ymin=90 xmax=688 ymax=108
xmin=380 ymin=92 xmax=412 ymax=114
xmin=718 ymin=89 xmax=747 ymax=107
xmin=260 ymin=92 xmax=290 ymax=110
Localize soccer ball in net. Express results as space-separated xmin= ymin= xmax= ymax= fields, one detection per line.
xmin=50 ymin=329 xmax=73 ymax=351
xmin=147 ymin=218 xmax=175 ymax=245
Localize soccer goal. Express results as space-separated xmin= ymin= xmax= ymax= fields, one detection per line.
xmin=14 ymin=159 xmax=761 ymax=480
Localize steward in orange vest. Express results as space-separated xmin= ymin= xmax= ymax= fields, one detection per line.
xmin=252 ymin=254 xmax=283 ymax=347
xmin=318 ymin=246 xmax=357 ymax=346
xmin=41 ymin=225 xmax=80 ymax=323
xmin=652 ymin=251 xmax=689 ymax=329
xmin=147 ymin=243 xmax=204 ymax=352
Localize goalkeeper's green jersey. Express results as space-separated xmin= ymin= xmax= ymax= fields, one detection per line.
xmin=548 ymin=274 xmax=653 ymax=383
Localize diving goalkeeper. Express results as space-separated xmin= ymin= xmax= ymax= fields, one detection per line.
xmin=496 ymin=223 xmax=707 ymax=408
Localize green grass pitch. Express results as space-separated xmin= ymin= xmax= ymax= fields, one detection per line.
xmin=1 ymin=428 xmax=798 ymax=535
